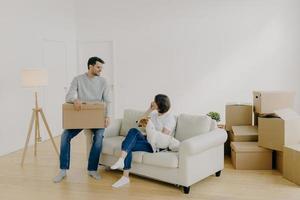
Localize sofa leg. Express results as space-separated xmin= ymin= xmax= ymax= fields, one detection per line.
xmin=215 ymin=170 xmax=221 ymax=177
xmin=183 ymin=186 xmax=190 ymax=194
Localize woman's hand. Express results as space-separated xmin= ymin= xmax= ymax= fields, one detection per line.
xmin=150 ymin=101 xmax=157 ymax=111
xmin=162 ymin=127 xmax=171 ymax=135
xmin=140 ymin=101 xmax=158 ymax=121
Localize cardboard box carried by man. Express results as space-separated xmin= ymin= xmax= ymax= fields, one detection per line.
xmin=62 ymin=102 xmax=106 ymax=129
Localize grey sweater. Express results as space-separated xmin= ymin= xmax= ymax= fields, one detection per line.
xmin=65 ymin=73 xmax=112 ymax=117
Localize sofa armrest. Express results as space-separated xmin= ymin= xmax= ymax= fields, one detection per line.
xmin=104 ymin=118 xmax=122 ymax=138
xmin=179 ymin=128 xmax=227 ymax=155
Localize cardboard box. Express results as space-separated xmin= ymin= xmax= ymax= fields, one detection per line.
xmin=253 ymin=91 xmax=295 ymax=114
xmin=62 ymin=102 xmax=105 ymax=129
xmin=275 ymin=151 xmax=283 ymax=173
xmin=225 ymin=104 xmax=253 ymax=132
xmin=231 ymin=142 xmax=272 ymax=170
xmin=254 ymin=112 xmax=277 ymax=126
xmin=283 ymin=144 xmax=300 ymax=185
xmin=224 ymin=131 xmax=231 ymax=156
xmin=258 ymin=109 xmax=300 ymax=151
xmin=254 ymin=112 xmax=259 ymax=126
xmin=230 ymin=126 xmax=258 ymax=142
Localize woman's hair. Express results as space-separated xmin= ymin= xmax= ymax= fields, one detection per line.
xmin=154 ymin=94 xmax=171 ymax=114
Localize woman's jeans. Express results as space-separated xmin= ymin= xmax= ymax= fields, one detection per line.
xmin=121 ymin=128 xmax=153 ymax=170
xmin=60 ymin=128 xmax=104 ymax=171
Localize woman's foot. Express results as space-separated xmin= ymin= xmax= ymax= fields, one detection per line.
xmin=112 ymin=176 xmax=130 ymax=188
xmin=110 ymin=158 xmax=124 ymax=170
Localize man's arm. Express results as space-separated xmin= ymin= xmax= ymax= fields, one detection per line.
xmin=65 ymin=77 xmax=81 ymax=111
xmin=65 ymin=77 xmax=78 ymax=103
xmin=103 ymin=81 xmax=112 ymax=127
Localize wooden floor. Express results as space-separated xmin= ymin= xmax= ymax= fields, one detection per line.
xmin=1 ymin=134 xmax=299 ymax=200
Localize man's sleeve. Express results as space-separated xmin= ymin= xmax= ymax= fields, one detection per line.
xmin=65 ymin=77 xmax=78 ymax=103
xmin=103 ymin=81 xmax=112 ymax=117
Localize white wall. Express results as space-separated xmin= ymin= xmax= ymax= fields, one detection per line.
xmin=1 ymin=0 xmax=300 ymax=156
xmin=75 ymin=0 xmax=300 ymax=120
xmin=0 ymin=0 xmax=77 ymax=156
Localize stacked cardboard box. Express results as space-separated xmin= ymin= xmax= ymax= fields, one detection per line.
xmin=253 ymin=91 xmax=295 ymax=114
xmin=225 ymin=103 xmax=272 ymax=169
xmin=230 ymin=125 xmax=258 ymax=142
xmin=225 ymin=104 xmax=253 ymax=132
xmin=253 ymin=91 xmax=300 ymax=183
xmin=229 ymin=125 xmax=272 ymax=169
xmin=258 ymin=110 xmax=300 ymax=152
xmin=231 ymin=142 xmax=272 ymax=170
xmin=275 ymin=151 xmax=283 ymax=173
xmin=224 ymin=104 xmax=253 ymax=156
xmin=226 ymin=91 xmax=299 ymax=172
xmin=283 ymin=144 xmax=300 ymax=185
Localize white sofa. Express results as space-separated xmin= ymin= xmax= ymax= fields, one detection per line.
xmin=85 ymin=109 xmax=227 ymax=194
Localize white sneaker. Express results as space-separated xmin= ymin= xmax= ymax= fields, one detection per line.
xmin=112 ymin=176 xmax=130 ymax=188
xmin=110 ymin=158 xmax=124 ymax=170
xmin=88 ymin=171 xmax=101 ymax=180
xmin=53 ymin=170 xmax=67 ymax=183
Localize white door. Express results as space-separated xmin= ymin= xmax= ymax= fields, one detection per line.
xmin=42 ymin=39 xmax=67 ymax=138
xmin=78 ymin=41 xmax=115 ymax=117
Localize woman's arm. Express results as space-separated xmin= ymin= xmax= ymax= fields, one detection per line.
xmin=139 ymin=102 xmax=157 ymax=120
xmin=161 ymin=114 xmax=176 ymax=135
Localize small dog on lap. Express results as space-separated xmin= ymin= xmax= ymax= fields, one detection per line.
xmin=137 ymin=118 xmax=180 ymax=152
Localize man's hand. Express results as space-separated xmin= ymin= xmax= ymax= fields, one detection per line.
xmin=105 ymin=117 xmax=110 ymax=128
xmin=73 ymin=99 xmax=81 ymax=111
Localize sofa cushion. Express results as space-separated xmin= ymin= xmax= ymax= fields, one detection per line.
xmin=175 ymin=114 xmax=212 ymax=141
xmin=120 ymin=109 xmax=145 ymax=136
xmin=102 ymin=136 xmax=144 ymax=163
xmin=142 ymin=152 xmax=179 ymax=168
xmin=102 ymin=136 xmax=124 ymax=156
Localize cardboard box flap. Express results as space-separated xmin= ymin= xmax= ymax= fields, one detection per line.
xmin=254 ymin=90 xmax=295 ymax=95
xmin=232 ymin=126 xmax=258 ymax=136
xmin=285 ymin=144 xmax=300 ymax=151
xmin=253 ymin=91 xmax=295 ymax=114
xmin=274 ymin=108 xmax=300 ymax=120
xmin=231 ymin=142 xmax=271 ymax=153
xmin=63 ymin=102 xmax=105 ymax=110
xmin=226 ymin=102 xmax=252 ymax=106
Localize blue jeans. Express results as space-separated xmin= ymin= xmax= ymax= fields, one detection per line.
xmin=59 ymin=128 xmax=104 ymax=171
xmin=122 ymin=128 xmax=153 ymax=170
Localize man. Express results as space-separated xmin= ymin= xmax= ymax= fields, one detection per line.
xmin=53 ymin=56 xmax=111 ymax=183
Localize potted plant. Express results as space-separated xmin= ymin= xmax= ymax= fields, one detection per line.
xmin=207 ymin=112 xmax=224 ymax=129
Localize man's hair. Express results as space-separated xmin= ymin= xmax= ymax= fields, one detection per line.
xmin=87 ymin=57 xmax=105 ymax=69
xmin=154 ymin=94 xmax=171 ymax=114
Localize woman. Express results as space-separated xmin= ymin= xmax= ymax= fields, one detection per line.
xmin=110 ymin=94 xmax=176 ymax=188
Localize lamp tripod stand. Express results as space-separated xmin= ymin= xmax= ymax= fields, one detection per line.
xmin=21 ymin=92 xmax=59 ymax=166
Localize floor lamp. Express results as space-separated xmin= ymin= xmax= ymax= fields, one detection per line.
xmin=21 ymin=69 xmax=59 ymax=166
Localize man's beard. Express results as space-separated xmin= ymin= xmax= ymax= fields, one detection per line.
xmin=93 ymin=71 xmax=100 ymax=76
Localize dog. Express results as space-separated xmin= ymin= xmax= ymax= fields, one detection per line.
xmin=137 ymin=118 xmax=180 ymax=152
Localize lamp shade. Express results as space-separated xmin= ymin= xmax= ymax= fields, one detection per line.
xmin=21 ymin=69 xmax=48 ymax=87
